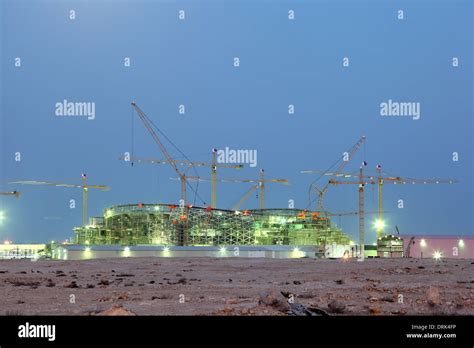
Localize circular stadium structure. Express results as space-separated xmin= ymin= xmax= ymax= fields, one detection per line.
xmin=74 ymin=203 xmax=351 ymax=247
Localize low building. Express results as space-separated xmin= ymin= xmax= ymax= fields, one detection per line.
xmin=0 ymin=244 xmax=46 ymax=259
xmin=377 ymin=235 xmax=404 ymax=258
xmin=401 ymin=235 xmax=473 ymax=259
xmin=52 ymin=245 xmax=323 ymax=260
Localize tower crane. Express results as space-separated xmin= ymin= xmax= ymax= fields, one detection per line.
xmin=301 ymin=135 xmax=366 ymax=211
xmin=9 ymin=173 xmax=109 ymax=226
xmin=175 ymin=169 xmax=289 ymax=210
xmin=328 ymin=166 xmax=458 ymax=251
xmin=119 ymin=149 xmax=243 ymax=208
xmin=131 ymin=102 xmax=215 ymax=206
xmin=326 ymin=162 xmax=368 ymax=257
xmin=326 ymin=168 xmax=457 ymax=235
xmin=217 ymin=169 xmax=289 ymax=210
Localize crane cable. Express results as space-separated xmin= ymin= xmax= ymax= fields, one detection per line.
xmin=137 ymin=107 xmax=207 ymax=206
xmin=305 ymin=154 xmax=347 ymax=210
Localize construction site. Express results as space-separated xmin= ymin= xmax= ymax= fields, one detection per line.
xmin=3 ymin=102 xmax=462 ymax=261
xmin=73 ymin=205 xmax=350 ymax=248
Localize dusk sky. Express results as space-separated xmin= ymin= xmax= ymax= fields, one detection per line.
xmin=0 ymin=0 xmax=472 ymax=244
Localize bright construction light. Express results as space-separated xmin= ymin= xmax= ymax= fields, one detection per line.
xmin=458 ymin=239 xmax=465 ymax=248
xmin=293 ymin=247 xmax=300 ymax=253
xmin=432 ymin=250 xmax=443 ymax=260
xmin=85 ymin=247 xmax=91 ymax=252
xmin=373 ymin=219 xmax=385 ymax=230
xmin=220 ymin=247 xmax=226 ymax=253
xmin=124 ymin=247 xmax=130 ymax=252
xmin=163 ymin=246 xmax=170 ymax=252
xmin=420 ymin=239 xmax=427 ymax=247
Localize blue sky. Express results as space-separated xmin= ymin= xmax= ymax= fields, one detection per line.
xmin=1 ymin=0 xmax=472 ymax=244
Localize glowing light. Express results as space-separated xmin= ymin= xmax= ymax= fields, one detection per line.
xmin=3 ymin=240 xmax=11 ymax=245
xmin=124 ymin=247 xmax=130 ymax=252
xmin=420 ymin=239 xmax=427 ymax=247
xmin=293 ymin=247 xmax=300 ymax=253
xmin=0 ymin=211 xmax=5 ymax=222
xmin=349 ymin=241 xmax=355 ymax=246
xmin=458 ymin=239 xmax=464 ymax=248
xmin=373 ymin=219 xmax=385 ymax=230
xmin=85 ymin=247 xmax=91 ymax=252
xmin=85 ymin=240 xmax=90 ymax=245
xmin=163 ymin=246 xmax=170 ymax=252
xmin=220 ymin=247 xmax=226 ymax=253
xmin=432 ymin=250 xmax=443 ymax=260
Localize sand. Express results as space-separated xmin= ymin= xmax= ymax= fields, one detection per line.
xmin=0 ymin=257 xmax=472 ymax=316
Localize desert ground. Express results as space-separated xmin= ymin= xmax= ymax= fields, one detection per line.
xmin=0 ymin=257 xmax=472 ymax=316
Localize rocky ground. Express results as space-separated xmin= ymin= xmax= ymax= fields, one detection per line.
xmin=0 ymin=257 xmax=472 ymax=316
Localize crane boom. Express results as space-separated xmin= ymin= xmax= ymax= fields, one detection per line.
xmin=10 ymin=174 xmax=109 ymax=226
xmin=303 ymin=135 xmax=366 ymax=211
xmin=170 ymin=172 xmax=288 ymax=210
xmin=119 ymin=155 xmax=243 ymax=170
xmin=120 ymin=151 xmax=243 ymax=208
xmin=232 ymin=184 xmax=259 ymax=210
xmin=131 ymin=102 xmax=188 ymax=178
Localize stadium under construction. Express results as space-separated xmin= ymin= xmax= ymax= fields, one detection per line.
xmin=7 ymin=103 xmax=458 ymax=259
xmin=74 ymin=204 xmax=351 ymax=248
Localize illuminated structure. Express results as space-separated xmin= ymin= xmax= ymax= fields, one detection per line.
xmin=73 ymin=204 xmax=351 ymax=247
xmin=376 ymin=234 xmax=404 ymax=257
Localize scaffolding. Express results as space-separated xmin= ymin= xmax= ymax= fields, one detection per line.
xmin=74 ymin=203 xmax=352 ymax=247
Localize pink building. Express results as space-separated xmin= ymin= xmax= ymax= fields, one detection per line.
xmin=401 ymin=235 xmax=474 ymax=259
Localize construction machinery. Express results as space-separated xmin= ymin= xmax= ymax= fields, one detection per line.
xmin=328 ymin=166 xmax=458 ymax=252
xmin=301 ymin=135 xmax=366 ymax=211
xmin=131 ymin=102 xmax=219 ymax=206
xmin=173 ymin=169 xmax=289 ymax=210
xmin=119 ymin=149 xmax=243 ymax=208
xmin=325 ymin=168 xmax=457 ymax=235
xmin=0 ymin=191 xmax=20 ymax=198
xmin=232 ymin=184 xmax=259 ymax=210
xmin=404 ymin=236 xmax=416 ymax=258
xmin=234 ymin=169 xmax=289 ymax=210
xmin=9 ymin=174 xmax=109 ymax=226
